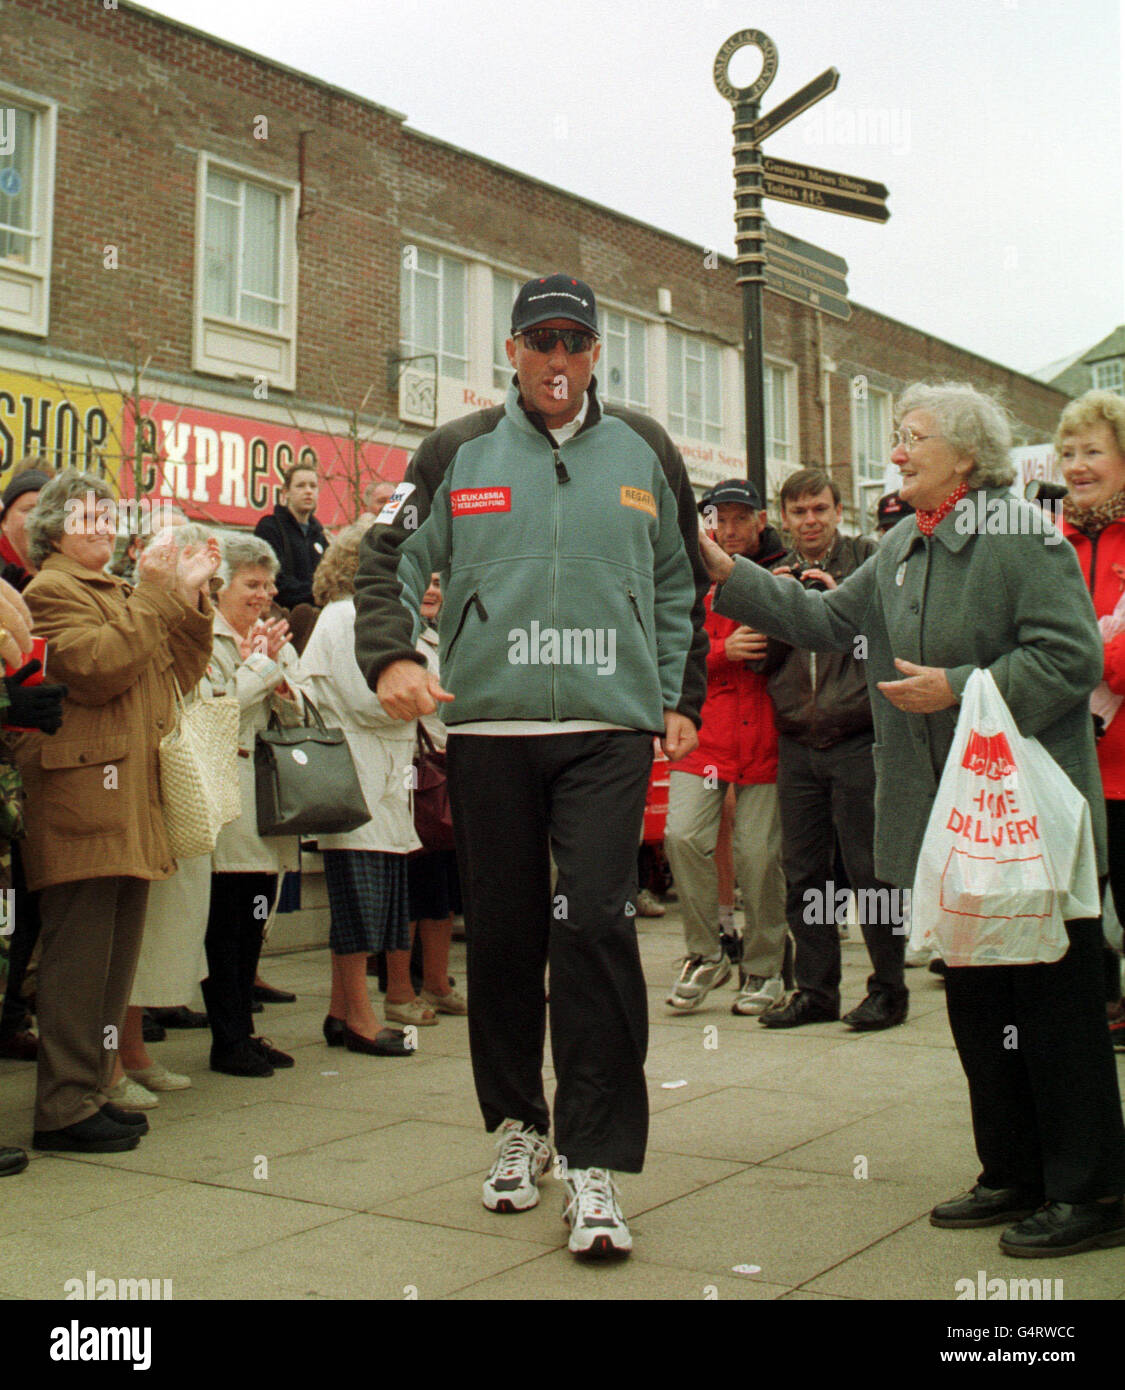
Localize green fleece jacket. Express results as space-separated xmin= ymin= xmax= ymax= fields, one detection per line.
xmin=353 ymin=379 xmax=709 ymax=732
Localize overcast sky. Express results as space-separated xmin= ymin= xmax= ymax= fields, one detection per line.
xmin=137 ymin=0 xmax=1123 ymax=379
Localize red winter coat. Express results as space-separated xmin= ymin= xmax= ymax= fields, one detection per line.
xmin=1065 ymin=514 xmax=1125 ymax=799
xmin=677 ymin=586 xmax=778 ymax=785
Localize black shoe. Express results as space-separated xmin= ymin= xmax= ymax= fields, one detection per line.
xmin=251 ymin=1037 xmax=294 ymax=1068
xmin=141 ymin=1011 xmax=166 ymax=1043
xmin=148 ymin=1006 xmax=209 ymax=1029
xmin=0 ymin=1146 xmax=29 ymax=1176
xmin=100 ymin=1103 xmax=149 ymax=1135
xmin=1000 ymin=1199 xmax=1125 ymax=1257
xmin=252 ymin=984 xmax=297 ymax=1004
xmin=33 ymin=1111 xmax=141 ymax=1153
xmin=211 ymin=1042 xmax=274 ymax=1077
xmin=928 ymin=957 xmax=947 ymax=977
xmin=842 ymin=992 xmax=909 ymax=1031
xmin=344 ymin=1025 xmax=414 ymax=1057
xmin=758 ymin=991 xmax=839 ymax=1029
xmin=930 ymin=1183 xmax=1043 ymax=1229
xmin=251 ymin=1001 xmax=263 ymax=1014
xmin=323 ymin=1015 xmax=348 ymax=1048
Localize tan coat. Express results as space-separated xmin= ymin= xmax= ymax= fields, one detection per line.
xmin=15 ymin=553 xmax=213 ymax=892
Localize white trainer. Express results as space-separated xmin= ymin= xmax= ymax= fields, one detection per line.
xmin=666 ymin=954 xmax=732 ymax=1011
xmin=482 ymin=1119 xmax=552 ymax=1212
xmin=731 ymin=973 xmax=785 ymax=1016
xmin=563 ymin=1167 xmax=632 ymax=1257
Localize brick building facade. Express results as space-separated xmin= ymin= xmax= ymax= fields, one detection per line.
xmin=1 ymin=0 xmax=1071 ymax=533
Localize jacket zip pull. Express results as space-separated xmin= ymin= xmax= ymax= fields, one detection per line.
xmin=447 ymin=589 xmax=485 ymax=656
xmin=628 ymin=589 xmax=647 ymax=636
xmin=552 ymin=448 xmax=570 ymax=484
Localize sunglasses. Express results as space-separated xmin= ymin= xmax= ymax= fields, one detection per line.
xmin=519 ymin=328 xmax=596 ymax=354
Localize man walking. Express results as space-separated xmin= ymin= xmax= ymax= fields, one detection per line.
xmin=755 ymin=468 xmax=908 ymax=1030
xmin=664 ymin=479 xmax=790 ymax=1016
xmin=353 ymin=273 xmax=708 ymax=1258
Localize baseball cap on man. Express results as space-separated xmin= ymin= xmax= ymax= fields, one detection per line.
xmin=0 ymin=469 xmax=50 ymax=511
xmin=876 ymin=491 xmax=915 ymax=528
xmin=699 ymin=478 xmax=764 ymax=512
xmin=511 ymin=274 xmax=599 ymax=337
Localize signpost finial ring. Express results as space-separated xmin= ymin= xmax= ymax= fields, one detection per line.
xmin=713 ymin=29 xmax=778 ymax=105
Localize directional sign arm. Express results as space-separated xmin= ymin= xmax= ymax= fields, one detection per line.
xmin=743 ymin=68 xmax=839 ymax=145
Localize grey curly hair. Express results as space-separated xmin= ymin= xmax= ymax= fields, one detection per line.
xmin=895 ymin=382 xmax=1015 ymax=489
xmin=217 ymin=531 xmax=279 ymax=588
xmin=25 ymin=469 xmax=115 ymax=570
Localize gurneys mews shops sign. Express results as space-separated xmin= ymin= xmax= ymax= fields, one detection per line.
xmin=120 ymin=402 xmax=409 ymax=528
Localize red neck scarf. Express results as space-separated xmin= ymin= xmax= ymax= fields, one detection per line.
xmin=915 ymin=482 xmax=969 ymax=537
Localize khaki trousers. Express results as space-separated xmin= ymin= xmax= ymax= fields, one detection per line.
xmin=35 ymin=876 xmax=149 ymax=1132
xmin=665 ymin=771 xmax=787 ymax=977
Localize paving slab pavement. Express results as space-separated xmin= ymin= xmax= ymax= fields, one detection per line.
xmin=2 ymin=906 xmax=1123 ymax=1305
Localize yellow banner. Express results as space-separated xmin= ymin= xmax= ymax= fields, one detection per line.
xmin=0 ymin=368 xmax=125 ymax=489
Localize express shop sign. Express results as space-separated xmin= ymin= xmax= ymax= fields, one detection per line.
xmin=119 ymin=401 xmax=409 ymax=528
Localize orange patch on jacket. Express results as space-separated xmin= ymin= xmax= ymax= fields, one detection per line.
xmin=621 ymin=486 xmax=657 ymax=519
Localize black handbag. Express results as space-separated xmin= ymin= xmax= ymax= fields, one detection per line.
xmin=254 ymin=695 xmax=371 ymax=836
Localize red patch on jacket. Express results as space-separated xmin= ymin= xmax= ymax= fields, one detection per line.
xmin=450 ymin=487 xmax=511 ymax=516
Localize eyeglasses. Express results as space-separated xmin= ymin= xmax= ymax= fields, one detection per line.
xmin=889 ymin=427 xmax=941 ymax=453
xmin=519 ymin=328 xmax=596 ymax=355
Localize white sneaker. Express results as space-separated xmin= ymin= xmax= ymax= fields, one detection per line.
xmin=127 ymin=1062 xmax=191 ymax=1091
xmin=482 ymin=1119 xmax=552 ymax=1212
xmin=563 ymin=1167 xmax=632 ymax=1257
xmin=108 ymin=1077 xmax=159 ymax=1110
xmin=666 ymin=954 xmax=732 ymax=1011
xmin=731 ymin=973 xmax=785 ymax=1016
xmin=635 ymin=888 xmax=666 ymax=918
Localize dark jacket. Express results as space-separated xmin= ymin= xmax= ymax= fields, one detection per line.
xmin=714 ymin=490 xmax=1106 ymax=886
xmin=753 ymin=531 xmax=879 ymax=749
xmin=352 ymin=378 xmax=710 ymax=732
xmin=253 ymin=505 xmax=328 ymax=609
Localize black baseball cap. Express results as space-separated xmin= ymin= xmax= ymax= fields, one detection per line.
xmin=511 ymin=274 xmax=599 ymax=337
xmin=699 ymin=478 xmax=764 ymax=512
xmin=876 ymin=491 xmax=915 ymax=528
xmin=0 ymin=468 xmax=50 ymax=511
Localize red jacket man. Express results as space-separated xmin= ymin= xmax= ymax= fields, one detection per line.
xmin=665 ymin=479 xmax=789 ymax=1016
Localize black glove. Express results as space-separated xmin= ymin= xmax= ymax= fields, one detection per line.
xmin=2 ymin=660 xmax=69 ymax=734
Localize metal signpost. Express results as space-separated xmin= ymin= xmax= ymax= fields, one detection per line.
xmin=714 ymin=30 xmax=891 ymax=495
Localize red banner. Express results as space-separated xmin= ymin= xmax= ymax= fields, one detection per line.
xmin=119 ymin=401 xmax=410 ymax=529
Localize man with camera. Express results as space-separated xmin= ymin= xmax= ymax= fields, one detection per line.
xmin=753 ymin=468 xmax=908 ymax=1030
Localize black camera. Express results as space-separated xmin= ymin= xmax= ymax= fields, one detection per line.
xmin=787 ymin=562 xmax=830 ymax=593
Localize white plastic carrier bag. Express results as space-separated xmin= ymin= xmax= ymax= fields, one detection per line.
xmin=909 ymin=668 xmax=1100 ymax=967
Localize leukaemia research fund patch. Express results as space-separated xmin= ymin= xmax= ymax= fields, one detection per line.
xmin=376 ymin=482 xmax=416 ymax=525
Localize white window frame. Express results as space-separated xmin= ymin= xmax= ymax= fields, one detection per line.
xmin=193 ymin=153 xmax=298 ymax=391
xmin=598 ymin=308 xmax=649 ymax=412
xmin=491 ymin=271 xmax=519 ymax=388
xmin=763 ymin=360 xmax=795 ymax=464
xmin=851 ymin=384 xmax=893 ymax=501
xmin=400 ymin=246 xmax=469 ymax=382
xmin=0 ymin=87 xmax=57 ymax=338
xmin=667 ymin=330 xmax=723 ymax=444
xmin=1094 ymin=360 xmax=1124 ymax=394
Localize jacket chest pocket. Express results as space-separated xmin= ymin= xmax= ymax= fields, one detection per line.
xmin=40 ymin=736 xmax=131 ymax=838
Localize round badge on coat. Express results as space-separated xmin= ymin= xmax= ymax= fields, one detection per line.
xmin=291 ymin=748 xmax=309 ymax=765
xmin=895 ymin=562 xmax=907 ymax=587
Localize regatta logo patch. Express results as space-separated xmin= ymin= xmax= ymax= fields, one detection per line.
xmin=450 ymin=487 xmax=511 ymax=517
xmin=620 ymin=486 xmax=657 ymax=519
xmin=376 ymin=482 xmax=415 ymax=525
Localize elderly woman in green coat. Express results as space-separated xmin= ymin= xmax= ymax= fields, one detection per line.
xmin=701 ymin=380 xmax=1125 ymax=1259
